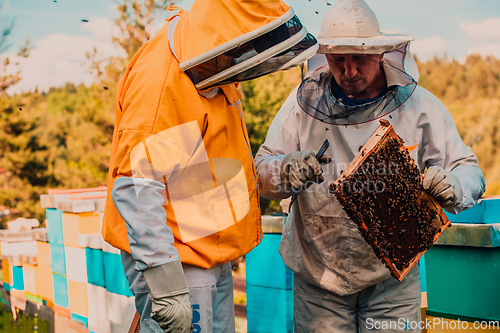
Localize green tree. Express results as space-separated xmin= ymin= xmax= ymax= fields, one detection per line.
xmin=240 ymin=68 xmax=302 ymax=156
xmin=86 ymin=0 xmax=177 ymax=97
xmin=114 ymin=0 xmax=174 ymax=60
xmin=417 ymin=55 xmax=500 ymax=196
xmin=0 ymin=2 xmax=30 ymax=94
xmin=239 ymin=68 xmax=302 ymax=213
xmin=0 ymin=82 xmax=116 ymax=223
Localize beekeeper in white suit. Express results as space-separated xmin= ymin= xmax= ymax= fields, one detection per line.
xmin=255 ymin=0 xmax=486 ymax=332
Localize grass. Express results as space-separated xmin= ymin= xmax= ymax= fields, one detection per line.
xmin=0 ymin=310 xmax=50 ymax=333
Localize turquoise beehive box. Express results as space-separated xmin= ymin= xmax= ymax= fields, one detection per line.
xmin=444 ymin=196 xmax=500 ymax=224
xmin=86 ymin=248 xmax=105 ymax=288
xmin=11 ymin=266 xmax=24 ymax=291
xmin=79 ymin=233 xmax=107 ymax=289
xmin=426 ymin=198 xmax=500 ymax=322
xmin=52 ymin=272 xmax=69 ymax=309
xmin=103 ymin=251 xmax=132 ymax=297
xmin=246 ymin=232 xmax=292 ymax=290
xmin=101 ymin=241 xmax=133 ymax=297
xmin=47 ymin=208 xmax=67 ymax=276
xmin=246 ymin=216 xmax=293 ymax=333
xmin=49 ymin=242 xmax=66 ymax=276
xmin=46 ymin=209 xmax=64 ymax=243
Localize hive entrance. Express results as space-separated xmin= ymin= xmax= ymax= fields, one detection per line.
xmin=330 ymin=120 xmax=450 ymax=280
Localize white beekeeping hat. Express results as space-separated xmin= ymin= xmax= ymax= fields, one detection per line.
xmin=317 ymin=0 xmax=413 ymax=54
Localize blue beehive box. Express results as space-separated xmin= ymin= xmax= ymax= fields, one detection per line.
xmin=12 ymin=266 xmax=24 ymax=291
xmin=46 ymin=209 xmax=64 ymax=244
xmin=445 ymin=197 xmax=500 ymax=224
xmin=103 ymin=251 xmax=132 ymax=297
xmin=419 ymin=255 xmax=426 ymax=293
xmin=246 ymin=233 xmax=292 ymax=290
xmin=247 ymin=285 xmax=293 ymax=333
xmin=426 ymin=245 xmax=500 ymax=321
xmin=86 ymin=248 xmax=105 ymax=288
xmin=49 ymin=242 xmax=66 ymax=275
xmin=246 ymin=216 xmax=294 ymax=333
xmin=426 ymin=223 xmax=500 ymax=321
xmin=52 ymin=272 xmax=69 ymax=309
xmin=71 ymin=312 xmax=89 ymax=328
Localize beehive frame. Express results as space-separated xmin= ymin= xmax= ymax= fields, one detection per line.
xmin=331 ymin=120 xmax=450 ymax=281
xmin=128 ymin=311 xmax=140 ymax=333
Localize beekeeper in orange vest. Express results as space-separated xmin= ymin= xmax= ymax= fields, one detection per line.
xmin=102 ymin=0 xmax=318 ymax=332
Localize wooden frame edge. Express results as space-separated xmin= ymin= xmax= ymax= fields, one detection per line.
xmin=128 ymin=311 xmax=141 ymax=333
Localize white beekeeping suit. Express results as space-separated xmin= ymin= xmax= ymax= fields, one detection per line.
xmin=255 ymin=0 xmax=485 ymax=332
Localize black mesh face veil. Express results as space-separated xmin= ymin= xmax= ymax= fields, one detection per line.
xmin=184 ymin=16 xmax=317 ymax=89
xmin=203 ymin=34 xmax=318 ymax=89
xmin=297 ymin=55 xmax=417 ymax=126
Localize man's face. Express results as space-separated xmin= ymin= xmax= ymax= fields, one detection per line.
xmin=325 ymin=53 xmax=385 ymax=100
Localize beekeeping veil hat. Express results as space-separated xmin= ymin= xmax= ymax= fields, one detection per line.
xmin=297 ymin=0 xmax=420 ymax=126
xmin=167 ymin=0 xmax=318 ymax=91
xmin=317 ymin=0 xmax=413 ymax=54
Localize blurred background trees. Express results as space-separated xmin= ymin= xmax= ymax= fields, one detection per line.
xmin=417 ymin=55 xmax=500 ymax=195
xmin=114 ymin=0 xmax=174 ymax=60
xmin=1 ymin=0 xmax=500 ymax=224
xmin=0 ymin=0 xmax=172 ymax=224
xmin=0 ymin=1 xmax=30 ymax=94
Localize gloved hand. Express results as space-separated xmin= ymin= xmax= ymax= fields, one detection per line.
xmin=423 ymin=166 xmax=463 ymax=208
xmin=143 ymin=261 xmax=192 ymax=332
xmin=280 ymin=150 xmax=332 ymax=190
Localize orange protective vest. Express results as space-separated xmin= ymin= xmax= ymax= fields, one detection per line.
xmin=103 ymin=0 xmax=290 ymax=268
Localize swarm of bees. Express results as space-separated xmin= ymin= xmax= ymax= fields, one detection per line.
xmin=331 ymin=136 xmax=444 ymax=272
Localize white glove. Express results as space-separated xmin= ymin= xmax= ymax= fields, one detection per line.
xmin=143 ymin=261 xmax=192 ymax=332
xmin=280 ymin=150 xmax=332 ymax=190
xmin=423 ymin=166 xmax=463 ymax=208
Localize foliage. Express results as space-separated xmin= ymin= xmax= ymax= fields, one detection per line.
xmin=239 ymin=68 xmax=303 ymax=214
xmin=114 ymin=0 xmax=174 ymax=60
xmin=0 ymin=83 xmax=116 ymax=224
xmin=240 ymin=68 xmax=302 ymax=156
xmin=416 ymin=55 xmax=500 ymax=195
xmin=0 ymin=309 xmax=50 ymax=333
xmin=417 ymin=55 xmax=500 ymax=103
xmin=0 ymin=2 xmax=30 ymax=95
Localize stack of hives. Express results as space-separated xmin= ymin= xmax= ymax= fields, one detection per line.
xmin=0 ymin=187 xmax=137 ymax=333
xmin=0 ymin=224 xmax=46 ymax=312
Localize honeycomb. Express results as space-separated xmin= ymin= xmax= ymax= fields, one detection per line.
xmin=331 ymin=133 xmax=446 ymax=274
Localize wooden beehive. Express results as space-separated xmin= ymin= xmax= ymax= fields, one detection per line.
xmin=330 ymin=120 xmax=450 ymax=281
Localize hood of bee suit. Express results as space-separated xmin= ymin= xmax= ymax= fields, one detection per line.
xmin=167 ymin=0 xmax=319 ymax=90
xmin=294 ymin=0 xmax=420 ymax=126
xmin=297 ymin=44 xmax=419 ymax=126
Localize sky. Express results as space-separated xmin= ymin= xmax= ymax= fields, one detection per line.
xmin=2 ymin=0 xmax=500 ymax=94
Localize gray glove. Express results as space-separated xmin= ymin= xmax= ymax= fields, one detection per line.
xmin=280 ymin=150 xmax=332 ymax=190
xmin=143 ymin=261 xmax=192 ymax=332
xmin=423 ymin=166 xmax=463 ymax=208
